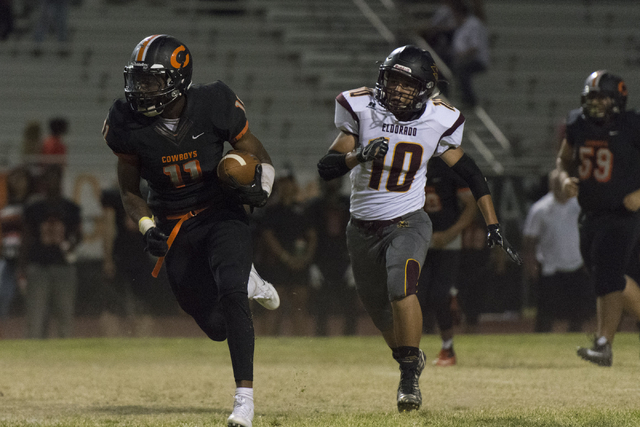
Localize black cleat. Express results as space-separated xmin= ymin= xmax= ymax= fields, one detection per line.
xmin=577 ymin=339 xmax=612 ymax=367
xmin=396 ymin=349 xmax=426 ymax=412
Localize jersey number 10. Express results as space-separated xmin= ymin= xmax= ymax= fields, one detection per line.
xmin=369 ymin=142 xmax=423 ymax=192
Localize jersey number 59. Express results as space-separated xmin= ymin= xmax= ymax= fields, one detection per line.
xmin=578 ymin=146 xmax=612 ymax=183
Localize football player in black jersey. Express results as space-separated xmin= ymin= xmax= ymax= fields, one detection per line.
xmin=418 ymin=157 xmax=477 ymax=366
xmin=102 ymin=35 xmax=277 ymax=427
xmin=557 ymin=70 xmax=640 ymax=367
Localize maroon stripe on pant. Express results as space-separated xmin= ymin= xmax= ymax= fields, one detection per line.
xmin=405 ymin=259 xmax=420 ymax=296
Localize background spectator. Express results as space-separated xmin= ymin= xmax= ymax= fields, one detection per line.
xmin=522 ymin=169 xmax=595 ymax=332
xmin=0 ymin=0 xmax=14 ymax=41
xmin=20 ymin=165 xmax=81 ymax=338
xmin=256 ymin=170 xmax=317 ymax=336
xmin=450 ymin=0 xmax=489 ymax=108
xmin=306 ymin=176 xmax=358 ymax=336
xmin=32 ymin=0 xmax=70 ymax=57
xmin=0 ymin=166 xmax=35 ymax=335
xmin=418 ymin=156 xmax=477 ymax=365
xmin=21 ymin=121 xmax=42 ymax=166
xmin=458 ymin=213 xmax=491 ymax=332
xmin=98 ymin=185 xmax=160 ymax=337
xmin=41 ymin=117 xmax=68 ymax=166
xmin=418 ymin=0 xmax=458 ymax=68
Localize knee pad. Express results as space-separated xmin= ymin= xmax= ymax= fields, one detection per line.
xmin=195 ymin=309 xmax=227 ymax=342
xmin=205 ymin=324 xmax=228 ymax=342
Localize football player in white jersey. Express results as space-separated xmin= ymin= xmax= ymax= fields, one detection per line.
xmin=317 ymin=45 xmax=522 ymax=412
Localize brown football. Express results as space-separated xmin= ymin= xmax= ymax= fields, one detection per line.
xmin=217 ymin=150 xmax=260 ymax=186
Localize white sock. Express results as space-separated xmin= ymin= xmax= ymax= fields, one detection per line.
xmin=236 ymin=387 xmax=254 ymax=401
xmin=442 ymin=339 xmax=453 ymax=350
xmin=596 ymin=336 xmax=608 ymax=347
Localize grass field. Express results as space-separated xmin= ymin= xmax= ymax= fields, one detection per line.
xmin=1 ymin=333 xmax=640 ymax=426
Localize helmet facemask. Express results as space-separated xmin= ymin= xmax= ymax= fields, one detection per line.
xmin=379 ymin=70 xmax=423 ymax=114
xmin=582 ymin=92 xmax=615 ymax=123
xmin=124 ymin=66 xmax=181 ymax=117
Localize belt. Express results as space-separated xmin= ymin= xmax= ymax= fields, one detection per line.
xmin=152 ymin=207 xmax=208 ymax=278
xmin=350 ymin=216 xmax=403 ymax=234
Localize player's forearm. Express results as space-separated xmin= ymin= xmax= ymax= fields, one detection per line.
xmin=476 ymin=194 xmax=499 ymax=225
xmin=555 ymin=139 xmax=575 ymax=178
xmin=117 ymin=158 xmax=152 ymax=224
xmin=234 ymin=129 xmax=272 ymax=165
xmin=120 ymin=191 xmax=153 ymax=225
xmin=447 ymin=196 xmax=477 ymax=238
xmin=556 ymin=158 xmax=572 ymax=180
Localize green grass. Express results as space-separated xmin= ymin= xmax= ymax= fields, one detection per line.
xmin=1 ymin=334 xmax=640 ymax=426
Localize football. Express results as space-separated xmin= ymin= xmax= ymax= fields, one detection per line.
xmin=217 ymin=150 xmax=260 ymax=186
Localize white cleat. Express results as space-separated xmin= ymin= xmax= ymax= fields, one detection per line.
xmin=227 ymin=395 xmax=254 ymax=427
xmin=247 ymin=264 xmax=280 ymax=310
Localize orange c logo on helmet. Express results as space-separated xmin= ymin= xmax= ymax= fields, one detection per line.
xmin=618 ymin=81 xmax=628 ymax=96
xmin=170 ymin=45 xmax=190 ymax=69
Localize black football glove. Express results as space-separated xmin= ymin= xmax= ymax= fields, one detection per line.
xmin=356 ymin=137 xmax=389 ymax=163
xmin=228 ymin=164 xmax=269 ymax=208
xmin=143 ymin=227 xmax=169 ymax=257
xmin=486 ymin=223 xmax=523 ymax=265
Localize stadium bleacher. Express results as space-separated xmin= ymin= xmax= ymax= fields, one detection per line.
xmin=1 ymin=0 xmax=639 ymax=192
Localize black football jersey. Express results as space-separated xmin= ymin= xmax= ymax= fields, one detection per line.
xmin=104 ymin=82 xmax=248 ymax=216
xmin=423 ymin=156 xmax=471 ymax=231
xmin=565 ymin=109 xmax=640 ymax=213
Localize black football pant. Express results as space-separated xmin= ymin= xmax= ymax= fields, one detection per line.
xmin=418 ymin=249 xmax=459 ymax=334
xmin=534 ymin=267 xmax=595 ymax=333
xmin=162 ymin=210 xmax=254 ymax=382
xmin=579 ymin=211 xmax=640 ymax=297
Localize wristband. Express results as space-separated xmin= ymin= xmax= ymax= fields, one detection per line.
xmin=138 ymin=216 xmax=155 ymax=235
xmin=261 ymin=163 xmax=275 ymax=196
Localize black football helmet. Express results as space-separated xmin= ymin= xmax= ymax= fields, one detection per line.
xmin=581 ymin=70 xmax=627 ymax=123
xmin=375 ymin=45 xmax=439 ymax=117
xmin=124 ymin=34 xmax=193 ymax=117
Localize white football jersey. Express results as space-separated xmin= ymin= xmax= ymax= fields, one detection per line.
xmin=334 ymin=87 xmax=465 ymax=220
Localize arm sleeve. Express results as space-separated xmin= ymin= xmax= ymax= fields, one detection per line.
xmin=317 ymin=150 xmax=351 ymax=181
xmin=449 ymin=153 xmax=491 ymax=201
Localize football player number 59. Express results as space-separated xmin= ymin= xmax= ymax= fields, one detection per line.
xmin=164 ymin=160 xmax=202 ymax=188
xmin=578 ymin=146 xmax=612 ymax=183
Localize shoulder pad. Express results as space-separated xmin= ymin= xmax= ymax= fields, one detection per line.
xmin=196 ymin=81 xmax=236 ymax=103
xmin=620 ymin=110 xmax=640 ymax=137
xmin=425 ymin=98 xmax=464 ymax=130
xmin=565 ymin=108 xmax=583 ymax=127
xmin=343 ymin=87 xmax=375 ymax=98
xmin=104 ymin=99 xmax=146 ymax=154
xmin=337 ymin=87 xmax=376 ymax=112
